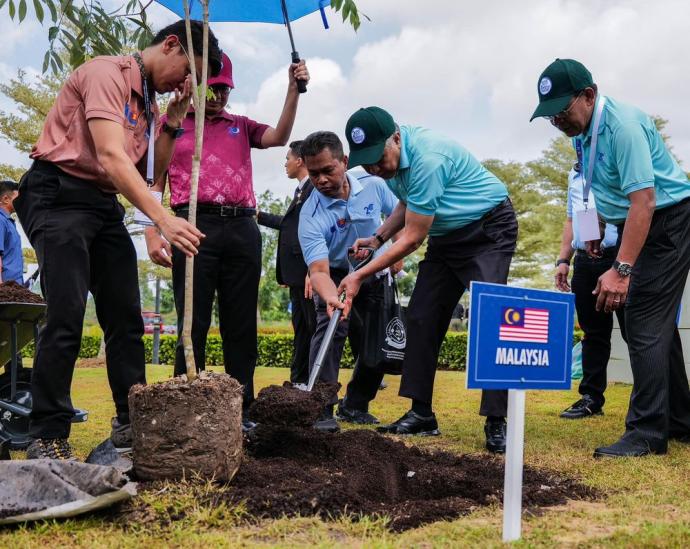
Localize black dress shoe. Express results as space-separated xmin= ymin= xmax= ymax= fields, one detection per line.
xmin=593 ymin=437 xmax=667 ymax=458
xmin=376 ymin=410 xmax=440 ymax=436
xmin=560 ymin=394 xmax=603 ymax=419
xmin=336 ymin=402 xmax=379 ymax=424
xmin=314 ymin=411 xmax=340 ymax=433
xmin=484 ymin=418 xmax=506 ymax=454
xmin=669 ymin=432 xmax=690 ymax=443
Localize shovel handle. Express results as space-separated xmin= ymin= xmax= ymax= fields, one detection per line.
xmin=292 ymin=51 xmax=308 ymax=94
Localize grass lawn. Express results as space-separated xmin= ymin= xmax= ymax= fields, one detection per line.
xmin=3 ymin=365 xmax=690 ymax=548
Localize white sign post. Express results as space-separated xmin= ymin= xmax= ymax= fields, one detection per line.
xmin=502 ymin=388 xmax=526 ymax=542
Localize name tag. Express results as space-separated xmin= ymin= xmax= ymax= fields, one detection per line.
xmin=575 ymin=208 xmax=601 ymax=242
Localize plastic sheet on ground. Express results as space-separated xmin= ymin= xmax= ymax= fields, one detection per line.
xmin=0 ymin=459 xmax=136 ymax=525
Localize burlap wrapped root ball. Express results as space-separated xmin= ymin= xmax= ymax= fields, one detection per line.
xmin=129 ymin=372 xmax=243 ymax=481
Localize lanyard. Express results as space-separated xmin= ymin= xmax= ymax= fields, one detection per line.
xmin=133 ymin=53 xmax=155 ymax=186
xmin=575 ymin=96 xmax=606 ymax=210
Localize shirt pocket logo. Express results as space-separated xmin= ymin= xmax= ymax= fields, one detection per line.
xmin=124 ymin=103 xmax=138 ymax=130
xmin=228 ymin=127 xmax=240 ymax=136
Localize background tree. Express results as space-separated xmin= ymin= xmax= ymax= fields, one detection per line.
xmin=0 ymin=0 xmax=364 ymax=75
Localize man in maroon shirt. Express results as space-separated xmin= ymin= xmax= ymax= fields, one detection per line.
xmin=146 ymin=53 xmax=309 ymax=430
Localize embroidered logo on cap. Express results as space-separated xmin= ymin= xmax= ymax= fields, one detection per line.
xmin=351 ymin=127 xmax=366 ymax=144
xmin=539 ymin=77 xmax=552 ymax=95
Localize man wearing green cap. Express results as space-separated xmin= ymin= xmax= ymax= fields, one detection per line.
xmin=338 ymin=106 xmax=518 ymax=453
xmin=531 ymin=58 xmax=690 ymax=457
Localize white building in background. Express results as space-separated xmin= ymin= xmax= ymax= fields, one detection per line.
xmin=608 ymin=278 xmax=690 ymax=382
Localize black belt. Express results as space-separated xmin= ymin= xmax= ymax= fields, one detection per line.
xmin=173 ymin=204 xmax=256 ymax=217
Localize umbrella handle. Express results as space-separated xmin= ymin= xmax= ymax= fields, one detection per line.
xmin=291 ymin=51 xmax=308 ymax=94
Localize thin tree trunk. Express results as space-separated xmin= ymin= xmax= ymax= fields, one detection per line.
xmin=181 ymin=0 xmax=210 ymax=380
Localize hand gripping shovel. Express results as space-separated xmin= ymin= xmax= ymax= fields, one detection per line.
xmin=302 ymin=247 xmax=375 ymax=392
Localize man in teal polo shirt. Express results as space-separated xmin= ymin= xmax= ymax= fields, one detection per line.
xmin=339 ymin=107 xmax=518 ymax=453
xmin=298 ymin=130 xmax=399 ymax=431
xmin=531 ymin=58 xmax=690 ymax=457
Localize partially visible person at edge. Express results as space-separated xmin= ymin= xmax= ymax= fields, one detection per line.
xmin=257 ymin=140 xmax=316 ymax=386
xmin=145 ymin=52 xmax=310 ymax=432
xmin=555 ymin=164 xmax=627 ymax=420
xmin=16 ymin=19 xmax=222 ymax=460
xmin=531 ymin=58 xmax=690 ymax=458
xmin=0 ymin=180 xmax=25 ymax=376
xmin=0 ymin=181 xmax=23 ymax=286
xmin=338 ymin=107 xmax=518 ymax=454
xmin=297 ymin=131 xmax=400 ymax=432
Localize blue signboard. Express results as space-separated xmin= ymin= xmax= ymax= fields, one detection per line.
xmin=466 ymin=282 xmax=575 ymax=390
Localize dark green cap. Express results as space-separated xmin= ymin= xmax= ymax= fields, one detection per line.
xmin=530 ymin=59 xmax=594 ymax=121
xmin=345 ymin=106 xmax=396 ymax=168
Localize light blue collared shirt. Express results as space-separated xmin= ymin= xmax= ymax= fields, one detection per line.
xmin=573 ymin=95 xmax=690 ymax=224
xmin=298 ymin=172 xmax=398 ymax=271
xmin=566 ymin=169 xmax=618 ymax=250
xmin=384 ymin=125 xmax=508 ymax=236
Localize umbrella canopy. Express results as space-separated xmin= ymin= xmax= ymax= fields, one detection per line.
xmin=155 ymin=0 xmax=330 ymax=25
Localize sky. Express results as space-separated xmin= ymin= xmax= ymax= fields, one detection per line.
xmin=1 ymin=0 xmax=690 ymax=204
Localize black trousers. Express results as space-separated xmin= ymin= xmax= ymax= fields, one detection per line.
xmin=310 ymin=270 xmax=385 ymax=410
xmin=400 ymin=199 xmax=518 ymax=417
xmin=15 ymin=161 xmax=145 ymax=439
xmin=621 ymin=198 xmax=690 ymax=449
xmin=172 ymin=212 xmax=261 ymax=406
xmin=289 ymin=285 xmax=316 ymax=384
xmin=571 ymin=248 xmax=627 ymax=407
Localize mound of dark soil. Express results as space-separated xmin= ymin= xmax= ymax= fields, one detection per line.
xmin=0 ymin=281 xmax=44 ymax=304
xmin=222 ymin=428 xmax=596 ymax=531
xmin=248 ymin=382 xmax=339 ymax=428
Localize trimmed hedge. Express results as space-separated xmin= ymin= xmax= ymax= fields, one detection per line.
xmin=21 ymin=330 xmax=585 ymax=372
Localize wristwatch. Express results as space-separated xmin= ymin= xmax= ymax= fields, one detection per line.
xmin=162 ymin=121 xmax=185 ymax=139
xmin=555 ymin=258 xmax=570 ymax=268
xmin=613 ymin=260 xmax=633 ymax=277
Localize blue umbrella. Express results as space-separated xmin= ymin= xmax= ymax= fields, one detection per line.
xmin=155 ymin=0 xmax=331 ymax=93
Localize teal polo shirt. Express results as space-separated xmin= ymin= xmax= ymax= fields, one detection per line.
xmin=573 ymin=95 xmax=690 ymax=224
xmin=298 ymin=172 xmax=398 ymax=271
xmin=385 ymin=126 xmax=508 ymax=236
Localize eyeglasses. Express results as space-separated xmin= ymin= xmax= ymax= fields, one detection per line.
xmin=547 ymin=92 xmax=584 ymax=124
xmin=210 ymin=86 xmax=231 ymax=99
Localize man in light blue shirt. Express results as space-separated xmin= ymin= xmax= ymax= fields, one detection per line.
xmin=298 ymin=131 xmax=399 ymax=431
xmin=532 ymin=58 xmax=690 ymax=458
xmin=555 ymin=166 xmax=626 ymax=419
xmin=0 ymin=181 xmax=23 ymax=285
xmin=339 ymin=107 xmax=518 ymax=453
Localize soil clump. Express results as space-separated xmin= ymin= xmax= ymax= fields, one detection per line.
xmin=129 ymin=372 xmax=243 ymax=482
xmin=222 ymin=428 xmax=597 ymax=531
xmin=248 ymin=382 xmax=339 ymax=428
xmin=0 ymin=281 xmax=44 ymax=304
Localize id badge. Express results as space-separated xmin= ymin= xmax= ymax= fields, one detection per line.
xmin=575 ymin=208 xmax=601 ymax=242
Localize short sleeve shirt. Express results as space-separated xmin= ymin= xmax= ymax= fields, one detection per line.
xmin=298 ymin=173 xmax=398 ymax=271
xmin=165 ymin=110 xmax=269 ymax=208
xmin=31 ymin=55 xmax=159 ymax=191
xmin=573 ymin=95 xmax=690 ymax=224
xmin=566 ymin=168 xmax=618 ymax=250
xmin=0 ymin=210 xmax=23 ymax=284
xmin=385 ymin=126 xmax=508 ymax=236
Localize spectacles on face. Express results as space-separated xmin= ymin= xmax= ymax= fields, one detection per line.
xmin=210 ymin=86 xmax=231 ymax=99
xmin=547 ymin=92 xmax=584 ymax=124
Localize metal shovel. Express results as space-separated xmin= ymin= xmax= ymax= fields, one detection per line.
xmin=301 ymin=247 xmax=375 ymax=392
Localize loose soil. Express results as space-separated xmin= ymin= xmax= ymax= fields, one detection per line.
xmin=76 ymin=357 xmax=106 ymax=368
xmin=128 ymin=372 xmax=243 ymax=482
xmin=248 ymin=382 xmax=339 ymax=428
xmin=119 ymin=426 xmax=597 ymax=532
xmin=0 ymin=281 xmax=44 ymax=304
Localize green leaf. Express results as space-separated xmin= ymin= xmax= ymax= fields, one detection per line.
xmin=45 ymin=0 xmax=56 ymax=21
xmin=42 ymin=49 xmax=50 ymax=73
xmin=18 ymin=0 xmax=26 ymax=22
xmin=48 ymin=25 xmax=58 ymax=41
xmin=32 ymin=0 xmax=43 ymax=22
xmin=0 ymin=0 xmax=7 ymax=10
xmin=8 ymin=0 xmax=15 ymax=19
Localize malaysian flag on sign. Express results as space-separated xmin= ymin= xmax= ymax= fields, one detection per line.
xmin=499 ymin=307 xmax=549 ymax=343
